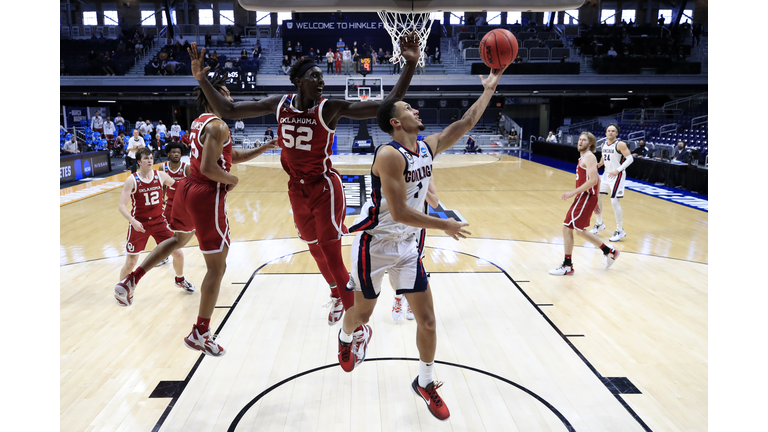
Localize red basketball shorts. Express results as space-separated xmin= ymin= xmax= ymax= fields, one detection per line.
xmin=125 ymin=217 xmax=174 ymax=255
xmin=171 ymin=180 xmax=230 ymax=253
xmin=288 ymin=170 xmax=347 ymax=244
xmin=563 ymin=192 xmax=598 ymax=231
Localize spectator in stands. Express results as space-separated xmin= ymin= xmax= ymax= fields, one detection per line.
xmin=114 ymin=132 xmax=125 ymax=157
xmin=114 ymin=112 xmax=125 ymax=131
xmin=450 ymin=114 xmax=458 ymax=123
xmin=508 ymin=130 xmax=519 ymax=146
xmin=212 ymin=50 xmax=220 ymax=61
xmin=264 ymin=127 xmax=275 ymax=140
xmin=546 ymin=131 xmax=558 ymax=143
xmin=235 ymin=119 xmax=245 ymax=133
xmin=99 ymin=52 xmax=117 ymax=76
xmin=140 ymin=119 xmax=153 ymax=136
xmin=135 ymin=40 xmax=145 ymax=56
xmin=513 ymin=55 xmax=523 ymax=64
xmin=296 ymin=42 xmax=303 ymax=57
xmin=632 ymin=140 xmax=650 ymax=157
xmin=377 ymin=48 xmax=385 ymax=63
xmin=91 ymin=111 xmax=104 ymax=136
xmin=135 ymin=117 xmax=144 ymax=132
xmin=63 ymin=134 xmax=79 ymax=154
xmin=224 ymin=57 xmax=234 ymax=71
xmin=383 ymin=50 xmax=392 ymax=66
xmin=225 ymin=26 xmax=234 ymax=47
xmin=497 ymin=112 xmax=506 ymax=135
xmin=285 ymin=41 xmax=293 ymax=57
xmin=282 ymin=55 xmax=291 ymax=75
xmin=657 ymin=15 xmax=666 ymax=26
xmin=148 ymin=57 xmax=161 ymax=75
xmin=205 ymin=32 xmax=212 ymax=48
xmin=291 ymin=55 xmax=298 ymax=66
xmin=606 ymin=46 xmax=618 ymax=57
xmin=207 ymin=55 xmax=219 ymax=71
xmin=126 ymin=129 xmax=145 ymax=173
xmin=352 ymin=48 xmax=360 ymax=74
xmin=342 ymin=47 xmax=352 ymax=75
xmin=326 ymin=49 xmax=334 ymax=74
xmin=104 ymin=117 xmax=116 ymax=143
xmin=253 ymin=40 xmax=262 ymax=57
xmin=156 ymin=120 xmax=167 ymax=136
xmin=433 ymin=47 xmax=441 ymax=64
xmin=170 ymin=121 xmax=181 ymax=142
xmin=180 ymin=129 xmax=192 ymax=155
xmin=692 ymin=23 xmax=702 ymax=47
xmin=621 ymin=46 xmax=631 ymax=58
xmin=464 ymin=136 xmax=482 ymax=153
xmin=672 ymin=140 xmax=689 ymax=162
xmin=335 ymin=49 xmax=343 ymax=74
xmin=337 ymin=38 xmax=346 ymax=51
xmin=164 ymin=57 xmax=183 ymax=75
xmin=240 ymin=48 xmax=249 ymax=60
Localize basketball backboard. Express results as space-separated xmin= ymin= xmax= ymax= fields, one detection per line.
xmin=345 ymin=77 xmax=384 ymax=102
xmin=238 ymin=0 xmax=585 ymax=13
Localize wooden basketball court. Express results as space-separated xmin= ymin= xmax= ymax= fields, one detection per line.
xmin=60 ymin=152 xmax=707 ymax=431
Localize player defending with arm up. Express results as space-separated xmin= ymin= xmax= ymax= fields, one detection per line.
xmin=186 ymin=34 xmax=421 ymax=326
xmin=336 ymin=66 xmax=507 ymax=422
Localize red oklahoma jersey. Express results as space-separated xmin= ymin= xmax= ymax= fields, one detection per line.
xmin=276 ymin=95 xmax=335 ymax=179
xmin=130 ymin=171 xmax=164 ymax=220
xmin=576 ymin=156 xmax=598 ymax=195
xmin=162 ymin=161 xmax=187 ymax=204
xmin=187 ymin=113 xmax=232 ymax=186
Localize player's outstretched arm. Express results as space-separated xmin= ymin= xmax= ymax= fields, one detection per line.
xmin=325 ymin=32 xmax=420 ymax=121
xmin=188 ymin=42 xmax=280 ymax=119
xmin=158 ymin=171 xmax=175 ymax=188
xmin=425 ymin=176 xmax=439 ymax=209
xmin=608 ymin=141 xmax=634 ymax=179
xmin=231 ymin=138 xmax=278 ymax=164
xmin=424 ymin=65 xmax=508 ymax=155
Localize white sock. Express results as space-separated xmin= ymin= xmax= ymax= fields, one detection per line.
xmin=418 ymin=360 xmax=435 ymax=388
xmin=596 ymin=205 xmax=603 ymax=225
xmin=394 ymin=294 xmax=404 ymax=300
xmin=339 ymin=329 xmax=353 ymax=344
xmin=611 ymin=198 xmax=623 ymax=230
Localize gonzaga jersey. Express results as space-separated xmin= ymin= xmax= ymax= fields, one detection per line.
xmin=188 ymin=113 xmax=232 ymax=186
xmin=130 ymin=170 xmax=164 ymax=220
xmin=162 ymin=161 xmax=187 ymax=203
xmin=576 ymin=157 xmax=598 ymax=195
xmin=276 ymin=95 xmax=335 ymax=179
xmin=601 ymin=141 xmax=625 ymax=173
xmin=350 ymin=140 xmax=434 ymax=237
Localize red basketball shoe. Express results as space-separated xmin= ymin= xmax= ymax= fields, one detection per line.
xmin=114 ymin=273 xmax=137 ymax=306
xmin=411 ymin=377 xmax=450 ymax=421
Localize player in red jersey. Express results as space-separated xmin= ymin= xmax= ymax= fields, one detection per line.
xmin=115 ymin=147 xmax=193 ymax=304
xmin=114 ymin=75 xmax=277 ymax=356
xmin=187 ymin=35 xmax=420 ymax=325
xmin=549 ymin=132 xmax=621 ymax=276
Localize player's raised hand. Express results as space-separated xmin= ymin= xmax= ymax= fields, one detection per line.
xmin=479 ymin=63 xmax=508 ymax=91
xmin=444 ymin=220 xmax=471 ymax=241
xmin=187 ymin=42 xmax=211 ymax=81
xmin=399 ymin=31 xmax=421 ymax=64
xmin=131 ymin=219 xmax=146 ymax=233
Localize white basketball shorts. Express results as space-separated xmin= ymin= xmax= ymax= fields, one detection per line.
xmin=599 ymin=170 xmax=626 ymax=198
xmin=347 ymin=231 xmax=429 ymax=299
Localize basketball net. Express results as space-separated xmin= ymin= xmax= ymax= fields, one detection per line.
xmin=377 ymin=11 xmax=434 ymax=68
xmin=360 ymin=94 xmax=369 ymax=101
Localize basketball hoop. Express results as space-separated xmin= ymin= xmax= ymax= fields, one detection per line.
xmin=377 ymin=10 xmax=434 ymax=68
xmin=360 ymin=94 xmax=369 ymax=102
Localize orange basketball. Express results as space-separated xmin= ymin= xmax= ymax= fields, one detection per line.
xmin=479 ymin=28 xmax=518 ymax=69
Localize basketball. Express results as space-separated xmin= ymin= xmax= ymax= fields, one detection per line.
xmin=479 ymin=28 xmax=518 ymax=69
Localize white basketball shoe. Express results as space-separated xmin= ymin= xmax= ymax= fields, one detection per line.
xmin=589 ymin=222 xmax=606 ymax=234
xmin=609 ymin=229 xmax=627 ymax=242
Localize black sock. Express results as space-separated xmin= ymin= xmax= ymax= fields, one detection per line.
xmin=563 ymin=255 xmax=572 ymax=266
xmin=600 ymin=244 xmax=612 ymax=255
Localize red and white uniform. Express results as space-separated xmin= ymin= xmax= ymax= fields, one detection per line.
xmin=162 ymin=161 xmax=187 ymax=222
xmin=126 ymin=170 xmax=174 ymax=254
xmin=563 ymin=157 xmax=600 ymax=231
xmin=169 ymin=113 xmax=232 ymax=252
xmin=277 ymin=94 xmax=346 ymax=243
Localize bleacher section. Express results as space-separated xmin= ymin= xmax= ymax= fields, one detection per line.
xmin=60 ymin=39 xmax=138 ymax=76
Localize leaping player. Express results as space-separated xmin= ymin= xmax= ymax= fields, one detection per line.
xmin=187 ymin=34 xmax=421 ymax=326
xmin=589 ymin=123 xmax=633 ymax=242
xmin=337 ymin=66 xmax=508 ymax=422
xmin=114 ymin=75 xmax=277 ymax=356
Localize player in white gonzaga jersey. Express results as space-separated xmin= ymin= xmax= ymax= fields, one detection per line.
xmin=590 ymin=123 xmax=633 ymax=242
xmin=336 ymin=66 xmax=506 ymax=422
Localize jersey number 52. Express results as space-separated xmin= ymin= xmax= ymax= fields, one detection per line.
xmin=281 ymin=125 xmax=313 ymax=151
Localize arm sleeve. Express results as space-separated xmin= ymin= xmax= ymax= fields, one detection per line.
xmin=618 ymin=154 xmax=634 ymax=172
